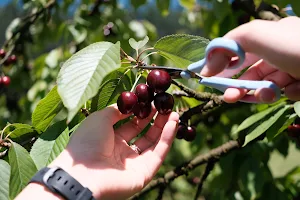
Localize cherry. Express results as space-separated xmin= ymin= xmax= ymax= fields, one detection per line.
xmin=0 ymin=49 xmax=5 ymax=58
xmin=287 ymin=124 xmax=300 ymax=138
xmin=8 ymin=55 xmax=17 ymax=64
xmin=133 ymin=103 xmax=152 ymax=119
xmin=154 ymin=92 xmax=174 ymax=115
xmin=135 ymin=83 xmax=154 ymax=103
xmin=117 ymin=91 xmax=138 ymax=114
xmin=176 ymin=123 xmax=187 ymax=139
xmin=1 ymin=76 xmax=10 ymax=87
xmin=147 ymin=69 xmax=171 ymax=93
xmin=184 ymin=126 xmax=196 ymax=142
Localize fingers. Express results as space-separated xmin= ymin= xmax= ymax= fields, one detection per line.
xmin=224 ymin=18 xmax=300 ymax=76
xmin=115 ymin=105 xmax=157 ymax=142
xmin=135 ymin=113 xmax=179 ymax=178
xmin=215 ymin=53 xmax=260 ymax=78
xmin=223 ymin=60 xmax=295 ymax=103
xmin=134 ymin=112 xmax=179 ymax=152
xmin=285 ymin=82 xmax=300 ymax=101
xmin=94 ymin=103 xmax=130 ymax=125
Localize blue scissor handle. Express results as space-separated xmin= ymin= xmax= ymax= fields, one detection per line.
xmin=187 ymin=37 xmax=246 ymax=73
xmin=200 ymin=76 xmax=281 ymax=103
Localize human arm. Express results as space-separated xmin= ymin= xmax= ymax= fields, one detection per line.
xmin=15 ymin=104 xmax=179 ymax=200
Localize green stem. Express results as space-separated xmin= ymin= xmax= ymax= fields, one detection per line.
xmin=130 ymin=73 xmax=142 ymax=92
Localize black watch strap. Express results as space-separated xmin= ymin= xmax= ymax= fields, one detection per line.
xmin=29 ymin=167 xmax=96 ymax=200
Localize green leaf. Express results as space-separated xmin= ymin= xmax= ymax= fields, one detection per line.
xmin=30 ymin=120 xmax=69 ymax=170
xmin=291 ymin=0 xmax=300 ymax=16
xmin=3 ymin=123 xmax=38 ymax=139
xmin=294 ymin=101 xmax=300 ymax=117
xmin=235 ymin=102 xmax=286 ymax=134
xmin=179 ymin=0 xmax=196 ymax=10
xmin=57 ymin=41 xmax=121 ymax=122
xmin=154 ymin=34 xmax=209 ymax=68
xmin=128 ymin=36 xmax=149 ymax=51
xmin=243 ymin=105 xmax=290 ymax=147
xmin=0 ymin=160 xmax=10 ymax=200
xmin=91 ymin=70 xmax=133 ymax=111
xmin=9 ymin=142 xmax=37 ymax=199
xmin=32 ymin=86 xmax=63 ymax=132
xmin=156 ymin=0 xmax=170 ymax=16
xmin=266 ymin=113 xmax=297 ymax=141
xmin=130 ymin=0 xmax=147 ymax=9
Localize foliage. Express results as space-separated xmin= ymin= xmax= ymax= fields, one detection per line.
xmin=0 ymin=0 xmax=300 ymax=199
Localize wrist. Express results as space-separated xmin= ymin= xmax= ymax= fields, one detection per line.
xmin=48 ymin=150 xmax=102 ymax=199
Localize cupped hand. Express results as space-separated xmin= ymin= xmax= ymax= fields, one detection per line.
xmin=200 ymin=16 xmax=300 ymax=103
xmin=50 ymin=104 xmax=179 ymax=200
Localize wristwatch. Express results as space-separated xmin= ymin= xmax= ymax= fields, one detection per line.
xmin=29 ymin=166 xmax=96 ymax=200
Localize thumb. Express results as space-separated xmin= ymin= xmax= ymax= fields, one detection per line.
xmin=201 ymin=19 xmax=277 ymax=77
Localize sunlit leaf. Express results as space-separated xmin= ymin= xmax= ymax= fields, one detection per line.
xmin=235 ymin=102 xmax=286 ymax=134
xmin=0 ymin=160 xmax=10 ymax=200
xmin=294 ymin=101 xmax=300 ymax=117
xmin=30 ymin=120 xmax=69 ymax=170
xmin=32 ymin=86 xmax=63 ymax=132
xmin=57 ymin=41 xmax=121 ymax=122
xmin=91 ymin=70 xmax=133 ymax=111
xmin=9 ymin=142 xmax=37 ymax=199
xmin=2 ymin=123 xmax=38 ymax=139
xmin=266 ymin=113 xmax=297 ymax=141
xmin=129 ymin=36 xmax=149 ymax=51
xmin=154 ymin=34 xmax=209 ymax=68
xmin=243 ymin=105 xmax=290 ymax=147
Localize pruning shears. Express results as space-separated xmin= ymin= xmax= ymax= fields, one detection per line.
xmin=139 ymin=37 xmax=281 ymax=103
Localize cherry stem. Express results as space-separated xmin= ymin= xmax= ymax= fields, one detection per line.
xmin=137 ymin=47 xmax=155 ymax=62
xmin=130 ymin=73 xmax=142 ymax=92
xmin=0 ymin=124 xmax=13 ymax=141
xmin=141 ymin=52 xmax=158 ymax=62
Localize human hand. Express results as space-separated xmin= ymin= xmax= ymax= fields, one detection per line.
xmin=200 ymin=16 xmax=300 ymax=103
xmin=49 ymin=104 xmax=179 ymax=200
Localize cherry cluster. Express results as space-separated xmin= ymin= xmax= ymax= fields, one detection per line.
xmin=176 ymin=123 xmax=197 ymax=141
xmin=117 ymin=69 xmax=174 ymax=119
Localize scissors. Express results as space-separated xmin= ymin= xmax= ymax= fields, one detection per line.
xmin=140 ymin=38 xmax=281 ymax=103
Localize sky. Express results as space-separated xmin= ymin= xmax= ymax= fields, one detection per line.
xmin=0 ymin=0 xmax=10 ymax=6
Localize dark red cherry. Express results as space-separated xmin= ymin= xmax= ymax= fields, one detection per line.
xmin=184 ymin=126 xmax=196 ymax=142
xmin=154 ymin=92 xmax=174 ymax=115
xmin=8 ymin=55 xmax=17 ymax=64
xmin=287 ymin=124 xmax=300 ymax=138
xmin=135 ymin=83 xmax=154 ymax=103
xmin=117 ymin=91 xmax=138 ymax=114
xmin=1 ymin=76 xmax=10 ymax=86
xmin=176 ymin=123 xmax=187 ymax=139
xmin=133 ymin=103 xmax=152 ymax=119
xmin=0 ymin=49 xmax=5 ymax=58
xmin=147 ymin=69 xmax=171 ymax=93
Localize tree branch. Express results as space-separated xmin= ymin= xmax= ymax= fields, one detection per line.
xmin=193 ymin=161 xmax=216 ymax=200
xmin=130 ymin=140 xmax=241 ymax=199
xmin=171 ymin=80 xmax=223 ymax=103
xmin=180 ymin=100 xmax=221 ymax=123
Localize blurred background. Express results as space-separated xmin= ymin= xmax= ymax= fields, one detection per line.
xmin=0 ymin=0 xmax=300 ymax=199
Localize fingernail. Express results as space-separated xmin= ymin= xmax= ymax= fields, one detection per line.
xmin=200 ymin=66 xmax=209 ymax=76
xmin=259 ymin=92 xmax=275 ymax=103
